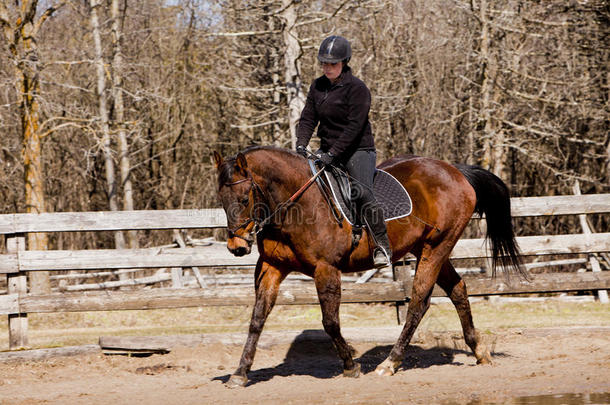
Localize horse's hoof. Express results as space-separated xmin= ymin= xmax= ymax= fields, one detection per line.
xmin=225 ymin=374 xmax=248 ymax=388
xmin=476 ymin=352 xmax=492 ymax=365
xmin=375 ymin=359 xmax=398 ymax=376
xmin=475 ymin=345 xmax=492 ymax=365
xmin=343 ymin=362 xmax=361 ymax=378
xmin=375 ymin=365 xmax=394 ymax=376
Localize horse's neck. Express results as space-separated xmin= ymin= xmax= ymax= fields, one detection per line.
xmin=249 ymin=152 xmax=308 ymax=204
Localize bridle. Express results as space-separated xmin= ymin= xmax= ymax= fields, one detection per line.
xmin=224 ymin=176 xmax=265 ymax=245
xmin=223 ymin=167 xmax=326 ymax=244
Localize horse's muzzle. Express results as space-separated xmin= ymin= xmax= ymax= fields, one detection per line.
xmin=227 ymin=234 xmax=253 ymax=256
xmin=229 ymin=245 xmax=251 ymax=257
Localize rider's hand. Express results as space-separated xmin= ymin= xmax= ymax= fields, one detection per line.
xmin=317 ymin=152 xmax=335 ymax=166
xmin=296 ymin=145 xmax=308 ymax=158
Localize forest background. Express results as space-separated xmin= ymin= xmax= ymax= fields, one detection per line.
xmin=1 ymin=0 xmax=608 ymax=292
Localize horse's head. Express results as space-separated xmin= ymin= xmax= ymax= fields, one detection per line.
xmin=213 ymin=150 xmax=259 ymax=256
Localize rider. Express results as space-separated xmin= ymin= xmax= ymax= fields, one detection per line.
xmin=295 ymin=35 xmax=392 ymax=268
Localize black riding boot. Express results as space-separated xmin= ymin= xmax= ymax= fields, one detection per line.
xmin=363 ymin=203 xmax=392 ymax=268
xmin=345 ymin=150 xmax=392 ymax=268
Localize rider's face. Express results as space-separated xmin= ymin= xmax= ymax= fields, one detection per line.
xmin=321 ymin=61 xmax=343 ymax=82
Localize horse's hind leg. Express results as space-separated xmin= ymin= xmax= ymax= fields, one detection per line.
xmin=436 ymin=261 xmax=491 ymax=364
xmin=227 ymin=260 xmax=284 ymax=388
xmin=314 ymin=263 xmax=361 ymax=377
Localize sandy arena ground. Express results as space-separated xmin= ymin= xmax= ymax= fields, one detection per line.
xmin=0 ymin=324 xmax=609 ymax=404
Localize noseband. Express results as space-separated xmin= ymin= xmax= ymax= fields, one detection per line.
xmin=224 ymin=176 xmax=266 ymax=244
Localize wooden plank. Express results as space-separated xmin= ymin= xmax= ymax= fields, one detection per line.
xmin=11 ymin=271 xmax=610 ymax=314
xmin=99 ymin=335 xmax=174 ymax=352
xmin=509 ymin=194 xmax=610 ymax=217
xmin=0 ymin=294 xmax=19 ymax=316
xmin=0 ymin=209 xmax=227 ymax=234
xmin=390 ymin=271 xmax=610 ymax=298
xmin=462 ymin=271 xmax=610 ymax=296
xmin=191 ymin=266 xmax=207 ymax=288
xmin=61 ymin=273 xmax=172 ymax=292
xmin=451 ymin=233 xmax=610 ymax=259
xmin=0 ymin=194 xmax=608 ymax=235
xmin=0 ymin=245 xmax=259 ymax=272
xmin=17 ymin=282 xmax=406 ymax=314
xmin=0 ymin=233 xmax=608 ymax=275
xmin=0 ymin=254 xmax=19 ymax=274
xmin=0 ymin=345 xmax=100 ymax=362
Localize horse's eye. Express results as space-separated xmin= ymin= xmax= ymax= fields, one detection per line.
xmin=241 ymin=196 xmax=249 ymax=205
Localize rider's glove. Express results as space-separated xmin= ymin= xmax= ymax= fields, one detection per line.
xmin=296 ymin=145 xmax=308 ymax=158
xmin=317 ymin=151 xmax=335 ymax=167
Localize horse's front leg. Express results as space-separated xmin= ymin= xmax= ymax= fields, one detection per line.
xmin=314 ymin=262 xmax=361 ymax=377
xmin=227 ymin=260 xmax=284 ymax=388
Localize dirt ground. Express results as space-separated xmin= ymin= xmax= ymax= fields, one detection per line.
xmin=0 ymin=323 xmax=609 ymax=404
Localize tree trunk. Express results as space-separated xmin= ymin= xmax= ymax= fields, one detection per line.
xmin=281 ymin=0 xmax=305 ymax=150
xmin=479 ymin=0 xmax=508 ymax=178
xmin=607 ymin=70 xmax=610 ymax=184
xmin=2 ymin=0 xmax=53 ymax=293
xmin=479 ymin=0 xmax=495 ymax=171
xmin=90 ymin=0 xmax=127 ymax=256
xmin=111 ymin=0 xmax=138 ymax=248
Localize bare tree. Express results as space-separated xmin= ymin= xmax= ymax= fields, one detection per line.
xmin=89 ymin=0 xmax=127 ymax=247
xmin=1 ymin=0 xmax=65 ymax=293
xmin=111 ymin=0 xmax=137 ymax=248
xmin=280 ymin=0 xmax=305 ymax=149
xmin=1 ymin=0 xmax=608 ymax=253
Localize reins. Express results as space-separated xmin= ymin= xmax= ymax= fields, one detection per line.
xmin=225 ymin=167 xmax=326 ymax=239
xmin=255 ymin=167 xmax=326 ymax=231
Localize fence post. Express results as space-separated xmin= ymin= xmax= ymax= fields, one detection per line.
xmin=171 ymin=268 xmax=184 ymax=288
xmin=573 ymin=181 xmax=609 ymax=303
xmin=393 ymin=261 xmax=412 ymax=324
xmin=7 ymin=234 xmax=28 ymax=349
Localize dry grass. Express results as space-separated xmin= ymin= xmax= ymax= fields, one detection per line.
xmin=0 ymin=299 xmax=609 ymax=351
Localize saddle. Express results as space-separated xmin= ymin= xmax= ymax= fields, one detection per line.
xmin=308 ymin=159 xmax=412 ymax=228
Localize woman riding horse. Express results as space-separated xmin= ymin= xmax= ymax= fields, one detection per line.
xmin=214 ymin=146 xmax=525 ymax=387
xmin=296 ymin=35 xmax=392 ymax=269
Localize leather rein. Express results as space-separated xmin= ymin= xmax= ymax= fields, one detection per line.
xmin=224 ymin=168 xmax=326 ymax=243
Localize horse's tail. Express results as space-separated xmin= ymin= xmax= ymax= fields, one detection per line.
xmin=455 ymin=164 xmax=528 ymax=280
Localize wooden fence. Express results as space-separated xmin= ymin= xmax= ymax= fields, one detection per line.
xmin=1 ymin=194 xmax=609 ymax=349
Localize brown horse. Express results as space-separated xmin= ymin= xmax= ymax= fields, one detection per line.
xmin=213 ymin=146 xmax=525 ymax=387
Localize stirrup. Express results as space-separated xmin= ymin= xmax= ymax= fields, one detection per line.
xmin=373 ymin=247 xmax=391 ymax=268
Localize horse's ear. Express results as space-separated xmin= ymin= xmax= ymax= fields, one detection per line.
xmin=212 ymin=151 xmax=223 ymax=169
xmin=235 ymin=153 xmax=248 ymax=175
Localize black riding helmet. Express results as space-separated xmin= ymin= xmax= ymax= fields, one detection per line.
xmin=317 ymin=35 xmax=351 ymax=64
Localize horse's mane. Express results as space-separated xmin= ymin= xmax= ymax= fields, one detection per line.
xmin=217 ymin=145 xmax=301 ymax=188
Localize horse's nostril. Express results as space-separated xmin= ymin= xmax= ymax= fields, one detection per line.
xmin=231 ymin=246 xmax=249 ymax=257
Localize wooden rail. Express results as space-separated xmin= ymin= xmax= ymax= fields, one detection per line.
xmin=1 ymin=233 xmax=609 ymax=274
xmin=1 ymin=194 xmax=609 ymax=235
xmin=1 ymin=193 xmax=609 ymax=349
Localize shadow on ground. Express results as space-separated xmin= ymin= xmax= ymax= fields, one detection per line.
xmin=213 ymin=329 xmax=498 ymax=386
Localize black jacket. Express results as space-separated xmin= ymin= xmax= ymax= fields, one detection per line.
xmin=296 ymin=67 xmax=374 ymax=160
